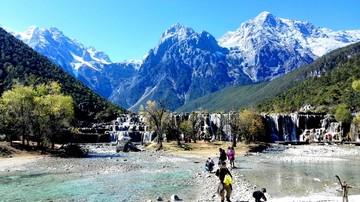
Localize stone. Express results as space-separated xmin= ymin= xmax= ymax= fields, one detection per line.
xmin=170 ymin=194 xmax=180 ymax=201
xmin=156 ymin=196 xmax=163 ymax=201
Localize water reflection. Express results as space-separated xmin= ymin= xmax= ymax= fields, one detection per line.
xmin=241 ymin=156 xmax=360 ymax=198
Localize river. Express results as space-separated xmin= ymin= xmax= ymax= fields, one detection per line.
xmin=1 ymin=144 xmax=360 ymax=202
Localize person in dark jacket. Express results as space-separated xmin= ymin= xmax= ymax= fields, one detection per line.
xmin=253 ymin=188 xmax=267 ymax=202
xmin=215 ymin=161 xmax=232 ymax=202
xmin=218 ymin=148 xmax=227 ymax=165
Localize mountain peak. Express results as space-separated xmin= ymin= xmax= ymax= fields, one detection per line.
xmin=23 ymin=25 xmax=40 ymax=38
xmin=161 ymin=23 xmax=195 ymax=41
xmin=46 ymin=27 xmax=63 ymax=34
xmin=253 ymin=11 xmax=278 ymax=27
xmin=255 ymin=11 xmax=272 ymax=20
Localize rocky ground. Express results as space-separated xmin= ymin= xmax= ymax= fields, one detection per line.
xmin=194 ymin=169 xmax=255 ymax=202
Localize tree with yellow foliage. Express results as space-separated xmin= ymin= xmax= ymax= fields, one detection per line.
xmin=238 ymin=109 xmax=266 ymax=143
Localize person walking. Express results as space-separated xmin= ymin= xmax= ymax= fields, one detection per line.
xmin=219 ymin=148 xmax=227 ymax=165
xmin=227 ymin=147 xmax=235 ymax=169
xmin=252 ymin=188 xmax=267 ymax=202
xmin=215 ymin=161 xmax=233 ymax=202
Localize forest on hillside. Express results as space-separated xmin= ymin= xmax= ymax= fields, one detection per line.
xmin=0 ymin=28 xmax=125 ymax=126
xmin=257 ymin=52 xmax=360 ymax=114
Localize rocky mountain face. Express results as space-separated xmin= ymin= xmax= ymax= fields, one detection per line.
xmin=6 ymin=12 xmax=360 ymax=111
xmin=109 ymin=24 xmax=252 ymax=111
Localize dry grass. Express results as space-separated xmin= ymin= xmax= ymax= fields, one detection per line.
xmin=0 ymin=141 xmax=41 ymax=158
xmin=146 ymin=140 xmax=251 ymax=159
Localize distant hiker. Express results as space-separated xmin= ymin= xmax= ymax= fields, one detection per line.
xmin=336 ymin=175 xmax=352 ymax=202
xmin=227 ymin=147 xmax=235 ymax=169
xmin=253 ymin=188 xmax=267 ymax=202
xmin=205 ymin=157 xmax=215 ymax=172
xmin=216 ymin=161 xmax=233 ymax=202
xmin=219 ymin=148 xmax=227 ymax=165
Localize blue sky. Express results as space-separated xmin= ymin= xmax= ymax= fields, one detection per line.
xmin=1 ymin=0 xmax=359 ymax=62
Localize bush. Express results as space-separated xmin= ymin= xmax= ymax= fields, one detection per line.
xmin=63 ymin=144 xmax=88 ymax=157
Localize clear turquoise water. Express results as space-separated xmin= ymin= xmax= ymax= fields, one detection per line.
xmin=240 ymin=156 xmax=360 ymax=198
xmin=2 ymin=151 xmax=360 ymax=201
xmin=0 ymin=153 xmax=201 ymax=202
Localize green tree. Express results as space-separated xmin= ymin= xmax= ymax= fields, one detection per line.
xmin=354 ymin=115 xmax=360 ymax=129
xmin=0 ymin=82 xmax=74 ymax=149
xmin=180 ymin=120 xmax=191 ymax=142
xmin=352 ymin=80 xmax=360 ymax=92
xmin=335 ymin=104 xmax=352 ymax=124
xmin=352 ymin=80 xmax=360 ymax=129
xmin=238 ymin=109 xmax=265 ymax=143
xmin=0 ymin=83 xmax=36 ymax=146
xmin=163 ymin=114 xmax=181 ymax=145
xmin=35 ymin=82 xmax=74 ymax=149
xmin=335 ymin=104 xmax=353 ymax=138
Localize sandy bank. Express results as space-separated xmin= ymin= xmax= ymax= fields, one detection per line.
xmin=0 ymin=156 xmax=42 ymax=173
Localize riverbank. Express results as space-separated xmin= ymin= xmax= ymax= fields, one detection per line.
xmin=189 ymin=143 xmax=360 ymax=202
xmin=147 ymin=142 xmax=360 ymax=201
xmin=1 ymin=141 xmax=360 ymax=201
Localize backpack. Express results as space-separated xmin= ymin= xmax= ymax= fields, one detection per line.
xmin=223 ymin=174 xmax=234 ymax=185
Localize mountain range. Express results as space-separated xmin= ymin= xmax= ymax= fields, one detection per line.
xmin=6 ymin=11 xmax=360 ymax=111
xmin=177 ymin=41 xmax=360 ymax=113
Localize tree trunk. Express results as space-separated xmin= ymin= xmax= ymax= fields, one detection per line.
xmin=176 ymin=131 xmax=181 ymax=146
xmin=51 ymin=139 xmax=55 ymax=150
xmin=37 ymin=137 xmax=41 ymax=149
xmin=232 ymin=133 xmax=237 ymax=147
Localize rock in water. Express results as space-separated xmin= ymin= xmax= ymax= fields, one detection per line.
xmin=170 ymin=194 xmax=180 ymax=201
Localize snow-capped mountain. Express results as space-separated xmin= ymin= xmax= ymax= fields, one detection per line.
xmin=109 ymin=23 xmax=252 ymax=111
xmin=9 ymin=26 xmax=111 ymax=74
xmin=219 ymin=11 xmax=360 ymax=81
xmin=7 ymin=26 xmax=141 ymax=98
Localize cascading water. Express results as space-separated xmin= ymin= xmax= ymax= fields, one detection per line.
xmin=142 ymin=131 xmax=153 ymax=143
xmin=169 ymin=112 xmax=343 ymax=143
xmin=263 ymin=113 xmax=335 ymax=142
xmin=209 ymin=114 xmax=217 ymax=140
xmin=290 ymin=113 xmax=298 ymax=141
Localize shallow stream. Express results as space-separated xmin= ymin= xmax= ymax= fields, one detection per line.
xmin=1 ymin=145 xmax=360 ymax=201
xmin=238 ymin=153 xmax=360 ymax=199
xmin=0 ymin=151 xmax=203 ymax=201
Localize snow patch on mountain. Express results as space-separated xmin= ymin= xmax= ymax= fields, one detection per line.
xmin=70 ymin=52 xmax=99 ymax=71
xmin=6 ymin=26 xmax=112 ymax=73
xmin=219 ymin=11 xmax=360 ymax=57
